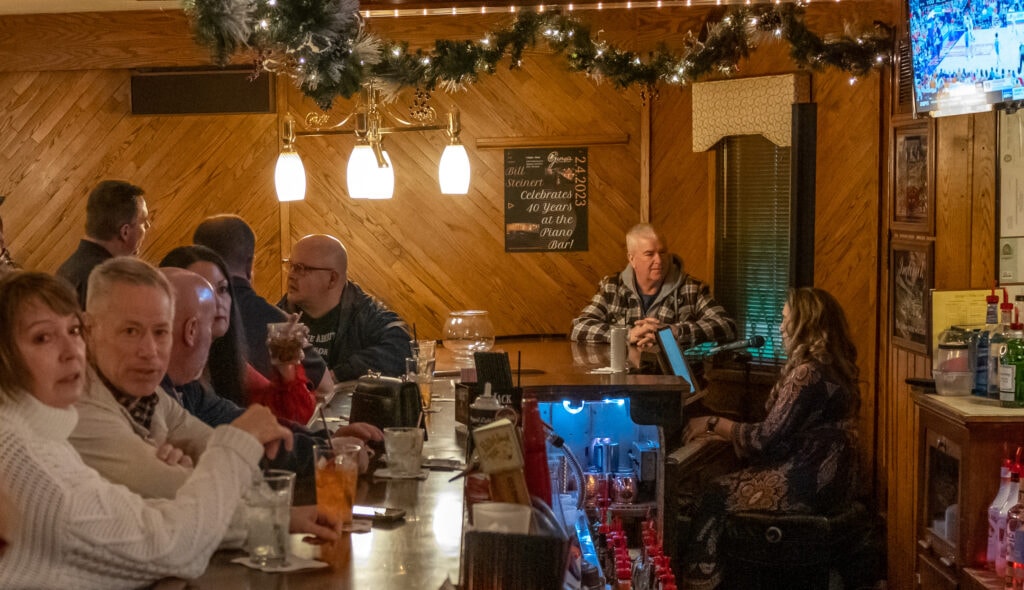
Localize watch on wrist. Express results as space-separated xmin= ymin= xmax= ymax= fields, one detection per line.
xmin=705 ymin=415 xmax=719 ymax=434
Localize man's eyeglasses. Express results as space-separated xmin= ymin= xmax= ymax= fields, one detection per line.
xmin=283 ymin=260 xmax=334 ymax=276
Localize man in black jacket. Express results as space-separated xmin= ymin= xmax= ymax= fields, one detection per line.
xmin=56 ymin=180 xmax=150 ymax=306
xmin=192 ymin=214 xmax=332 ymax=394
xmin=278 ymin=234 xmax=412 ymax=382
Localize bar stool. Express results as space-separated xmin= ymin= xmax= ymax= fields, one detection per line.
xmin=721 ymin=502 xmax=874 ymax=590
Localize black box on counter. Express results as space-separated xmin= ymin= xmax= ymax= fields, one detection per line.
xmin=460 ymin=504 xmax=571 ymax=590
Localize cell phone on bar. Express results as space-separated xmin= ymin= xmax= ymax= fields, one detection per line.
xmin=352 ymin=505 xmax=406 ymax=523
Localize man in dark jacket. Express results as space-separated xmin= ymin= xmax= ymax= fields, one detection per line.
xmin=278 ymin=234 xmax=412 ymax=382
xmin=192 ymin=214 xmax=331 ymax=393
xmin=56 ymin=180 xmax=150 ymax=306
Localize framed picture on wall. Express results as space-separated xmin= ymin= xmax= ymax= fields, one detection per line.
xmin=891 ymin=238 xmax=934 ymax=355
xmin=891 ymin=118 xmax=934 ymax=235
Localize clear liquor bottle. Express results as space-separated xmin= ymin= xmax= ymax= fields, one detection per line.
xmin=990 ymin=458 xmax=1015 ymax=567
xmin=1007 ymin=482 xmax=1024 ymax=588
xmin=1000 ymin=469 xmax=1023 ymax=576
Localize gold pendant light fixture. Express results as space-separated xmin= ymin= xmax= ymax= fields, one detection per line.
xmin=274 ymin=81 xmax=471 ymax=202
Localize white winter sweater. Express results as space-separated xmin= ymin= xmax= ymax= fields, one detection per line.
xmin=0 ymin=393 xmax=263 ymax=589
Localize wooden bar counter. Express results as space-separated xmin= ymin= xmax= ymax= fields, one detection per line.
xmin=157 ymin=398 xmax=466 ymax=590
xmin=156 ymin=337 xmax=693 ymax=589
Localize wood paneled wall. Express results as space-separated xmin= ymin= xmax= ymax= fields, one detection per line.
xmin=880 ymin=111 xmax=998 ymax=590
xmin=0 ymin=2 xmax=898 ymax=579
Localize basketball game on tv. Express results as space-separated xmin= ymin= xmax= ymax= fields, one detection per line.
xmin=908 ymin=0 xmax=1024 ymax=115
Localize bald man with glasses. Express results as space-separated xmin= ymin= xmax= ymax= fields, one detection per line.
xmin=278 ymin=234 xmax=412 ymax=382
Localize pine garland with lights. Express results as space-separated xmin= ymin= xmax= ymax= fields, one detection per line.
xmin=183 ymin=0 xmax=893 ymax=110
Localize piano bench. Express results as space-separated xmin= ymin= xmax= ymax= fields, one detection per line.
xmin=721 ymin=502 xmax=869 ymax=590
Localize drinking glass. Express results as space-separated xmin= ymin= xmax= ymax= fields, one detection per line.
xmin=267 ymin=321 xmax=309 ymax=364
xmin=406 ymin=355 xmax=437 ymax=413
xmin=384 ymin=427 xmax=425 ymax=477
xmin=244 ymin=469 xmax=295 ymax=567
xmin=314 ymin=442 xmax=362 ymax=527
xmin=442 ymin=310 xmax=495 ymax=362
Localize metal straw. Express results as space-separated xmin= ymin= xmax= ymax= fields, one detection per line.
xmin=319 ymin=405 xmax=335 ymax=450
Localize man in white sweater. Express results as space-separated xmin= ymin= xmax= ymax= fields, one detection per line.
xmin=68 ymin=259 xmax=214 ymax=498
xmin=66 ymin=258 xmax=339 ymax=534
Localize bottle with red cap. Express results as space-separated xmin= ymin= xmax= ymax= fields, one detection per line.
xmin=991 ymin=454 xmax=1017 ymax=568
xmin=989 ymin=289 xmax=1016 ymax=400
xmin=520 ymin=398 xmax=552 ymax=505
xmin=974 ymin=287 xmax=1002 ymax=396
xmin=999 ymin=453 xmax=1024 ymax=576
xmin=1006 ymin=464 xmax=1024 ymax=589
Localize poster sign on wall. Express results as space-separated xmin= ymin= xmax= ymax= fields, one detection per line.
xmin=504 ymin=147 xmax=588 ymax=252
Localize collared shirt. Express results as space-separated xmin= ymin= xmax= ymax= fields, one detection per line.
xmin=570 ymin=255 xmax=737 ymax=346
xmin=97 ymin=370 xmax=159 ymax=432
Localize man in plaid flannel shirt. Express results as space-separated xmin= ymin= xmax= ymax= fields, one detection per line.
xmin=571 ymin=223 xmax=736 ymax=349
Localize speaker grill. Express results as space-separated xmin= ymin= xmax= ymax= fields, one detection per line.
xmin=131 ymin=68 xmax=274 ymax=115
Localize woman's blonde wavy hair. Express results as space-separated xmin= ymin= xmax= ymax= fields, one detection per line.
xmin=781 ymin=287 xmax=860 ymax=414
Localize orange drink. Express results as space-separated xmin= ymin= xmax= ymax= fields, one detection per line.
xmin=314 ymin=443 xmax=361 ymax=526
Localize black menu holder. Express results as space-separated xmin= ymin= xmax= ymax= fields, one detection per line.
xmin=460 ymin=501 xmax=571 ymax=590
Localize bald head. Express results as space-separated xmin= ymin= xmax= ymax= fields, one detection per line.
xmin=161 ymin=267 xmax=216 ymax=386
xmin=296 ymin=234 xmax=348 ymax=275
xmin=285 ymin=234 xmax=349 ymax=318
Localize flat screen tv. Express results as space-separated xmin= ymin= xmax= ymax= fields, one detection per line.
xmin=908 ymin=0 xmax=1024 ymax=116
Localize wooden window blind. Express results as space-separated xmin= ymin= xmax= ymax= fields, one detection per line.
xmin=714 ymin=134 xmax=792 ymax=365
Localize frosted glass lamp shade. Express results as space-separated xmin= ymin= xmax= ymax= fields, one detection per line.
xmin=438 ymin=144 xmax=471 ymax=194
xmin=274 ymin=150 xmax=306 ymax=202
xmin=347 ymin=145 xmax=394 ymax=199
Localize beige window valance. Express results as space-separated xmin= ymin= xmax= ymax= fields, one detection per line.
xmin=692 ymin=73 xmax=811 ymax=152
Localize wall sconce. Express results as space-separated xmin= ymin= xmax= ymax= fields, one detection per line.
xmin=275 ymin=81 xmax=471 ymax=201
xmin=275 ymin=118 xmax=306 ymax=202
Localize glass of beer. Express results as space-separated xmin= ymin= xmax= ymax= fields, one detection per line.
xmin=313 ymin=442 xmax=362 ymax=528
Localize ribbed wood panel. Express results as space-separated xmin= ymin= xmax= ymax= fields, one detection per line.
xmin=886 ymin=346 xmax=928 ymax=590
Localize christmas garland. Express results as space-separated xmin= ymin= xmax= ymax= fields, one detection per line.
xmin=183 ymin=0 xmax=893 ymax=110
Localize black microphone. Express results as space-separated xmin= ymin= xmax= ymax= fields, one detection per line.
xmin=707 ymin=335 xmax=766 ymax=356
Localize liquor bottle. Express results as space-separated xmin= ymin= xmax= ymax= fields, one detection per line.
xmin=521 ymin=398 xmax=553 ymax=506
xmin=999 ymin=313 xmax=1024 ymax=408
xmin=999 ymin=469 xmax=1023 ymax=576
xmin=974 ymin=288 xmax=1001 ymax=396
xmin=989 ymin=289 xmax=1015 ymax=399
xmin=1007 ymin=481 xmax=1024 ymax=588
xmin=990 ymin=457 xmax=1015 ymax=567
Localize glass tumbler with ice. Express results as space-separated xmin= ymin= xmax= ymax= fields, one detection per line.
xmin=244 ymin=469 xmax=295 ymax=568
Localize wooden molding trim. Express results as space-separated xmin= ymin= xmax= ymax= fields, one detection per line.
xmin=475 ymin=133 xmax=630 ymax=149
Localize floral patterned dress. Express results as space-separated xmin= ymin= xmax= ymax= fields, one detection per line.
xmin=682 ymin=361 xmax=859 ymax=589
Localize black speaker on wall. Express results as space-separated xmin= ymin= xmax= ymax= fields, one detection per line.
xmin=131 ymin=67 xmax=274 ymax=115
xmin=791 ymin=102 xmax=817 ymax=288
